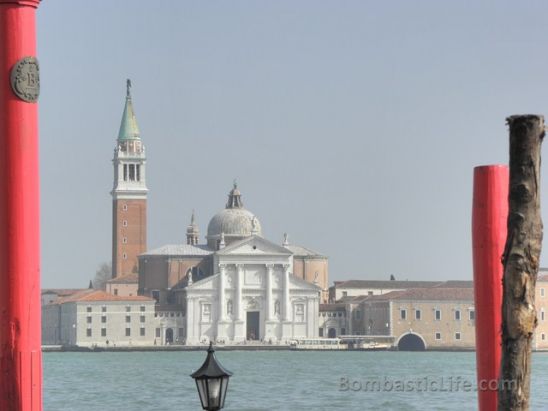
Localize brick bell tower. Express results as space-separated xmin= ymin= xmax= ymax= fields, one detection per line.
xmin=111 ymin=79 xmax=147 ymax=277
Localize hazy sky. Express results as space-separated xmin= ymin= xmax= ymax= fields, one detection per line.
xmin=38 ymin=1 xmax=548 ymax=288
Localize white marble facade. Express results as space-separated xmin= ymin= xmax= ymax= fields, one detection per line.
xmin=181 ymin=236 xmax=321 ymax=344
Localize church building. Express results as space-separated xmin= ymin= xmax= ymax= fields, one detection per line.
xmin=139 ymin=184 xmax=326 ymax=344
xmin=110 ymin=81 xmax=328 ymax=345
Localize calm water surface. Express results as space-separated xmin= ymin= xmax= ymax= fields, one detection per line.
xmin=43 ymin=351 xmax=548 ymax=410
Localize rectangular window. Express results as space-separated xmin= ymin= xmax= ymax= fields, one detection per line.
xmin=455 ymin=332 xmax=461 ymax=340
xmin=86 ymin=328 xmax=92 ymax=337
xmin=415 ymin=310 xmax=421 ymax=320
xmin=101 ymin=328 xmax=106 ymax=337
xmin=295 ymin=303 xmax=305 ymax=322
xmin=542 ymin=333 xmax=546 ymax=341
xmin=178 ymin=328 xmax=184 ymax=339
xmin=102 ymin=306 xmax=107 ymax=313
xmin=319 ymin=328 xmax=324 ymax=337
xmin=87 ymin=316 xmax=92 ymax=324
xmin=114 ymin=289 xmax=118 ymax=296
xmin=126 ymin=315 xmax=131 ymax=323
xmin=435 ymin=309 xmax=441 ymax=320
xmin=126 ymin=306 xmax=131 ymax=312
xmin=101 ymin=316 xmax=106 ymax=323
xmin=129 ymin=164 xmax=135 ymax=181
xmin=341 ymin=328 xmax=346 ymax=335
xmin=455 ymin=310 xmax=461 ymax=321
xmin=469 ymin=310 xmax=475 ymax=321
xmin=123 ymin=164 xmax=128 ymax=181
xmin=201 ymin=304 xmax=211 ymax=323
xmin=140 ymin=315 xmax=145 ymax=323
xmin=140 ymin=305 xmax=146 ymax=312
xmin=342 ymin=291 xmax=348 ymax=297
xmin=435 ymin=332 xmax=441 ymax=340
xmin=155 ymin=328 xmax=161 ymax=338
xmin=542 ymin=288 xmax=545 ymax=297
xmin=86 ymin=306 xmax=92 ymax=313
xmin=400 ymin=309 xmax=407 ymax=320
xmin=542 ymin=311 xmax=545 ymax=321
xmin=125 ymin=328 xmax=131 ymax=337
xmin=140 ymin=327 xmax=145 ymax=337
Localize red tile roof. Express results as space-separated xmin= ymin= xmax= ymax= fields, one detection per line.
xmin=55 ymin=289 xmax=153 ymax=304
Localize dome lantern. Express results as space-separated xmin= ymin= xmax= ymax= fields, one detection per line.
xmin=206 ymin=183 xmax=262 ymax=249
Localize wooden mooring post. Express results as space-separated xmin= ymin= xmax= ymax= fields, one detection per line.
xmin=499 ymin=115 xmax=544 ymax=411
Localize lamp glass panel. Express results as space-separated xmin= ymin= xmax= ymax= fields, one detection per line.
xmin=207 ymin=377 xmax=222 ymax=409
xmin=196 ymin=379 xmax=208 ymax=409
xmin=219 ymin=376 xmax=230 ymax=408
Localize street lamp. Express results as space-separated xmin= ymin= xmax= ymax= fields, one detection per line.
xmin=191 ymin=342 xmax=233 ymax=411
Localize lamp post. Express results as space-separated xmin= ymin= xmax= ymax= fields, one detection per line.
xmin=191 ymin=342 xmax=233 ymax=411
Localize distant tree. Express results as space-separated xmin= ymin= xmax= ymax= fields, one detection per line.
xmin=93 ymin=262 xmax=112 ymax=290
xmin=390 ymin=274 xmax=396 ymax=281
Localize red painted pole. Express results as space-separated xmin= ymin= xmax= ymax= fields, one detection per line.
xmin=0 ymin=1 xmax=42 ymax=410
xmin=472 ymin=165 xmax=509 ymax=411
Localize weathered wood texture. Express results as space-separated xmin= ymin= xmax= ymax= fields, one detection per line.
xmin=499 ymin=115 xmax=544 ymax=411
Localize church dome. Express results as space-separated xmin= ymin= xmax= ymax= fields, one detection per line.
xmin=206 ymin=182 xmax=261 ymax=248
xmin=207 ymin=208 xmax=261 ymax=238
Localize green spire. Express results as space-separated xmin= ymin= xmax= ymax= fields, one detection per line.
xmin=117 ymin=79 xmax=141 ymax=141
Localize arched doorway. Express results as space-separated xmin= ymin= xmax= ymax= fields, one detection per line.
xmin=328 ymin=328 xmax=337 ymax=338
xmin=397 ymin=333 xmax=426 ymax=351
xmin=165 ymin=328 xmax=174 ymax=345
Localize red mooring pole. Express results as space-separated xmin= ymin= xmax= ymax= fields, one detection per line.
xmin=0 ymin=0 xmax=42 ymax=410
xmin=472 ymin=165 xmax=509 ymax=411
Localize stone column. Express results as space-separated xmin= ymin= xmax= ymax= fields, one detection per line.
xmin=283 ymin=264 xmax=291 ymax=321
xmin=218 ymin=264 xmax=226 ymax=321
xmin=186 ymin=297 xmax=195 ymax=343
xmin=265 ymin=264 xmax=273 ymax=321
xmin=235 ymin=264 xmax=244 ymax=321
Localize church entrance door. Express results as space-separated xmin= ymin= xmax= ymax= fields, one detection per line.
xmin=246 ymin=311 xmax=260 ymax=340
xmin=165 ymin=328 xmax=174 ymax=345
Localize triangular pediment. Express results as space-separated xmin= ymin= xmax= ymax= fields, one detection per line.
xmin=216 ymin=236 xmax=292 ymax=256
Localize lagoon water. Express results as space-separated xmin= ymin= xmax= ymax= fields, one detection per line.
xmin=44 ymin=351 xmax=548 ymax=411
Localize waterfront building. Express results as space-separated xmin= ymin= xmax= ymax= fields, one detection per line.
xmin=42 ymin=289 xmax=156 ymax=347
xmin=323 ymin=275 xmax=548 ymax=351
xmin=319 ymin=303 xmax=347 ymax=338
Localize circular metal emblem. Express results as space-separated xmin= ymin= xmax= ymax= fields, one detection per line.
xmin=10 ymin=56 xmax=40 ymax=103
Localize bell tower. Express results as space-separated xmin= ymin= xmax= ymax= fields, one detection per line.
xmin=111 ymin=79 xmax=147 ymax=277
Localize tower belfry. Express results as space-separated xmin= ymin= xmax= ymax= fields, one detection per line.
xmin=111 ymin=79 xmax=148 ymax=277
